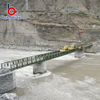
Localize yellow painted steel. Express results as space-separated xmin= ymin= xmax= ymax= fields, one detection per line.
xmin=68 ymin=43 xmax=75 ymax=50
xmin=60 ymin=50 xmax=65 ymax=52
xmin=60 ymin=43 xmax=75 ymax=52
xmin=64 ymin=45 xmax=68 ymax=50
xmin=60 ymin=45 xmax=68 ymax=52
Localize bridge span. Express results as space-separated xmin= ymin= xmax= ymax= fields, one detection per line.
xmin=1 ymin=43 xmax=92 ymax=73
xmin=0 ymin=43 xmax=92 ymax=94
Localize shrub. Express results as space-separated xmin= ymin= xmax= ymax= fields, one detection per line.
xmin=78 ymin=11 xmax=86 ymax=15
xmin=95 ymin=14 xmax=99 ymax=19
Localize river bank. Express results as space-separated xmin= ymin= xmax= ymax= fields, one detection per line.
xmin=0 ymin=48 xmax=100 ymax=100
xmin=0 ymin=41 xmax=100 ymax=53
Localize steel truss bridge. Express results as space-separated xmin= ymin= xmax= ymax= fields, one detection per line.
xmin=1 ymin=43 xmax=92 ymax=71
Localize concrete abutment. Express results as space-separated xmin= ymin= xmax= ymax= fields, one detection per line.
xmin=75 ymin=49 xmax=84 ymax=58
xmin=33 ymin=62 xmax=47 ymax=74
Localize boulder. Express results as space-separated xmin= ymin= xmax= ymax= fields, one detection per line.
xmin=0 ymin=93 xmax=19 ymax=100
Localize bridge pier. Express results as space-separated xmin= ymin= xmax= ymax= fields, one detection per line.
xmin=0 ymin=69 xmax=16 ymax=94
xmin=33 ymin=62 xmax=47 ymax=74
xmin=75 ymin=49 xmax=84 ymax=58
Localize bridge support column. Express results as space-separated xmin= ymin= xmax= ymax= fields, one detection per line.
xmin=75 ymin=49 xmax=84 ymax=58
xmin=33 ymin=62 xmax=47 ymax=74
xmin=0 ymin=69 xmax=16 ymax=94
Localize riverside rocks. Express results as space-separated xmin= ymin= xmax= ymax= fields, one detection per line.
xmin=0 ymin=45 xmax=59 ymax=51
xmin=0 ymin=93 xmax=19 ymax=100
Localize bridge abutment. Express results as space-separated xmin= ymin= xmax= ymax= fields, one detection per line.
xmin=33 ymin=62 xmax=47 ymax=74
xmin=75 ymin=49 xmax=84 ymax=58
xmin=0 ymin=69 xmax=16 ymax=94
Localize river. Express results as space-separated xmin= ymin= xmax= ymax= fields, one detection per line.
xmin=0 ymin=48 xmax=100 ymax=100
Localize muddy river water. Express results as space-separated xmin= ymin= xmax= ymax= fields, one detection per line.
xmin=0 ymin=48 xmax=100 ymax=100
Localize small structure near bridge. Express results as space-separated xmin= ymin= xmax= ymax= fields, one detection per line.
xmin=0 ymin=68 xmax=16 ymax=94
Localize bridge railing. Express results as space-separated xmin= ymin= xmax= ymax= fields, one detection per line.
xmin=1 ymin=49 xmax=75 ymax=70
xmin=1 ymin=50 xmax=60 ymax=70
xmin=1 ymin=43 xmax=92 ymax=71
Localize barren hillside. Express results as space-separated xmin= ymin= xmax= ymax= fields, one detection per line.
xmin=0 ymin=0 xmax=100 ymax=52
xmin=0 ymin=0 xmax=100 ymax=13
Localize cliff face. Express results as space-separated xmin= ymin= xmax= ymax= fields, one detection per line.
xmin=0 ymin=16 xmax=77 ymax=50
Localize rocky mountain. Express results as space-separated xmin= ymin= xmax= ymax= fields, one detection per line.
xmin=0 ymin=0 xmax=100 ymax=51
xmin=0 ymin=0 xmax=100 ymax=14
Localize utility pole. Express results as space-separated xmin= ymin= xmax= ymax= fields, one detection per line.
xmin=25 ymin=0 xmax=28 ymax=11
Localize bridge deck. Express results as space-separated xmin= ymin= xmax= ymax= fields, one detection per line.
xmin=1 ymin=43 xmax=92 ymax=71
